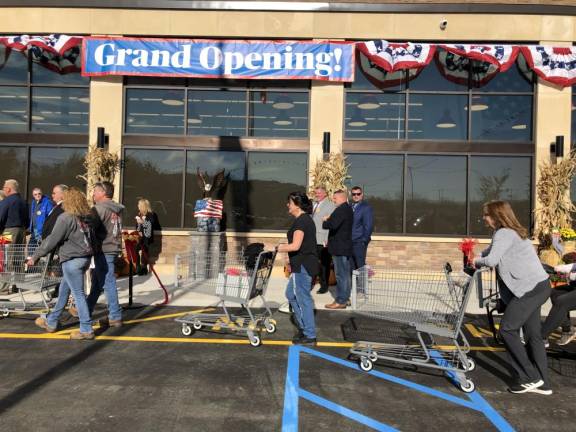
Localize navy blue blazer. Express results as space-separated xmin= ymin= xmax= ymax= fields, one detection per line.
xmin=351 ymin=200 xmax=374 ymax=243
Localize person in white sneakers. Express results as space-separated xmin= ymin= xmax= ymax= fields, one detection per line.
xmin=541 ymin=262 xmax=576 ymax=347
xmin=474 ymin=201 xmax=552 ymax=395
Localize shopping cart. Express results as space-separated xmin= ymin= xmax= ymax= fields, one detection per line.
xmin=175 ymin=249 xmax=277 ymax=347
xmin=0 ymin=244 xmax=61 ymax=317
xmin=350 ymin=263 xmax=490 ymax=392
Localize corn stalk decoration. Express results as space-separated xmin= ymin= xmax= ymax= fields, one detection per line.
xmin=309 ymin=153 xmax=350 ymax=197
xmin=534 ymin=154 xmax=576 ymax=239
xmin=77 ymin=146 xmax=120 ymax=195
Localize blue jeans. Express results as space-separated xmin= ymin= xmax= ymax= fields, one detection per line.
xmin=285 ymin=266 xmax=316 ymax=339
xmin=46 ymin=257 xmax=92 ymax=333
xmin=87 ymin=253 xmax=122 ymax=322
xmin=333 ymin=255 xmax=351 ymax=305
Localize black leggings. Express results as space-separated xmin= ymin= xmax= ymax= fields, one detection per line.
xmin=541 ymin=283 xmax=576 ymax=337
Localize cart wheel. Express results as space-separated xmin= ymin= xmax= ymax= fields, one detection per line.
xmin=368 ymin=352 xmax=378 ymax=362
xmin=460 ymin=379 xmax=475 ymax=393
xmin=1 ymin=310 xmax=9 ymax=318
xmin=264 ymin=321 xmax=277 ymax=334
xmin=466 ymin=358 xmax=476 ymax=372
xmin=249 ymin=334 xmax=262 ymax=347
xmin=181 ymin=324 xmax=194 ymax=336
xmin=359 ymin=357 xmax=374 ymax=372
xmin=192 ymin=321 xmax=203 ymax=330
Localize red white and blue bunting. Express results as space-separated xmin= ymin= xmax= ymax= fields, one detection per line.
xmin=0 ymin=34 xmax=82 ymax=74
xmin=0 ymin=35 xmax=575 ymax=87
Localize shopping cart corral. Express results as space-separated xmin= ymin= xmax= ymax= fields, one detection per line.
xmin=349 ymin=263 xmax=491 ymax=392
xmin=0 ymin=244 xmax=61 ymax=317
xmin=175 ymin=250 xmax=277 ymax=347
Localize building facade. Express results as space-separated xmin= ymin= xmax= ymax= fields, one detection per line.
xmin=0 ymin=1 xmax=575 ymax=269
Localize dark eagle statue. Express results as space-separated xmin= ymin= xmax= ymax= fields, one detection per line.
xmin=196 ymin=168 xmax=227 ymax=199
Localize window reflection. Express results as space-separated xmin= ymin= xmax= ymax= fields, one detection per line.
xmin=123 ymin=149 xmax=185 ymax=227
xmin=345 ymin=93 xmax=405 ymax=139
xmin=471 ymin=95 xmax=532 ymax=141
xmin=346 ymin=154 xmax=403 ymax=233
xmin=184 ymin=151 xmax=246 ymax=230
xmin=0 ymin=146 xmax=27 ymax=188
xmin=249 ymin=91 xmax=309 ymax=138
xmin=0 ymin=87 xmax=28 ymax=131
xmin=476 ymin=63 xmax=533 ymax=92
xmin=32 ymin=58 xmax=88 ymax=86
xmin=28 ymin=147 xmax=87 ymax=196
xmin=410 ymin=61 xmax=468 ymax=92
xmin=125 ymin=89 xmax=185 ymax=135
xmin=247 ymin=152 xmax=307 ymax=230
xmin=0 ymin=48 xmax=28 ymax=85
xmin=408 ymin=94 xmax=467 ymax=140
xmin=469 ymin=156 xmax=531 ymax=235
xmin=31 ymin=87 xmax=89 ymax=133
xmin=187 ymin=89 xmax=246 ymax=136
xmin=406 ymin=155 xmax=466 ymax=235
xmin=348 ymin=58 xmax=406 ymax=91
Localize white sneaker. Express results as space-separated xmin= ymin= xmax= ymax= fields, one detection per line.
xmin=508 ymin=380 xmax=544 ymax=394
xmin=528 ymin=385 xmax=553 ymax=395
xmin=278 ymin=302 xmax=291 ymax=314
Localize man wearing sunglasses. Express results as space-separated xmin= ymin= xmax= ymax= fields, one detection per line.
xmin=350 ymin=186 xmax=373 ymax=271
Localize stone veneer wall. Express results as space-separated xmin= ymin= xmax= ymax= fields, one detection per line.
xmin=153 ymin=233 xmax=485 ymax=271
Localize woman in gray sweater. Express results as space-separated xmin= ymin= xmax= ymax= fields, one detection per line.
xmin=27 ymin=188 xmax=97 ymax=340
xmin=474 ymin=200 xmax=551 ymax=395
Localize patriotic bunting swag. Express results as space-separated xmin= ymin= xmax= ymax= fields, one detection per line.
xmin=520 ymin=46 xmax=576 ymax=87
xmin=0 ymin=34 xmax=83 ymax=74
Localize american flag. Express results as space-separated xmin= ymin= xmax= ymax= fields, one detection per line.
xmin=194 ymin=199 xmax=223 ymax=219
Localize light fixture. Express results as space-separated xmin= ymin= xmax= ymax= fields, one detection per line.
xmin=465 ymin=96 xmax=489 ymax=112
xmin=348 ymin=110 xmax=368 ymax=127
xmin=187 ymin=107 xmax=202 ymax=124
xmin=357 ymin=95 xmax=380 ymax=110
xmin=511 ymin=124 xmax=527 ymax=130
xmin=436 ymin=109 xmax=456 ymax=128
xmin=31 ymin=115 xmax=45 ymax=121
xmin=162 ymin=98 xmax=184 ymax=106
xmin=127 ymin=117 xmax=135 ymax=124
xmin=273 ymin=112 xmax=292 ymax=126
xmin=77 ymin=97 xmax=90 ymax=104
xmin=272 ymin=95 xmax=294 ymax=109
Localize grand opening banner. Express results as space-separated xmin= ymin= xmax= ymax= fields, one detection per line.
xmin=82 ymin=37 xmax=355 ymax=81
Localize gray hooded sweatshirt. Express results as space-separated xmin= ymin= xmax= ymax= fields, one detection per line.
xmin=93 ymin=200 xmax=125 ymax=255
xmin=32 ymin=213 xmax=93 ymax=263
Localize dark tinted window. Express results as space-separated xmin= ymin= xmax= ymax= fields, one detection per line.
xmin=406 ymin=155 xmax=467 ymax=235
xmin=28 ymin=147 xmax=87 ymax=196
xmin=249 ymin=91 xmax=309 ymax=138
xmin=408 ymin=94 xmax=467 ymax=140
xmin=187 ymin=89 xmax=246 ymax=136
xmin=469 ymin=156 xmax=531 ymax=235
xmin=123 ymin=149 xmax=185 ymax=227
xmin=0 ymin=48 xmax=27 ymax=85
xmin=470 ymin=95 xmax=532 ymax=141
xmin=31 ymin=87 xmax=89 ymax=133
xmin=125 ymin=89 xmax=185 ymax=135
xmin=346 ymin=154 xmax=403 ymax=233
xmin=0 ymin=87 xmax=28 ymax=131
xmin=0 ymin=146 xmax=27 ymax=188
xmin=184 ymin=151 xmax=246 ymax=230
xmin=345 ymin=93 xmax=405 ymax=139
xmin=247 ymin=152 xmax=307 ymax=230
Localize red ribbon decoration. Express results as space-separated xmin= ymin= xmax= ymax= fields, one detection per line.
xmin=458 ymin=238 xmax=478 ymax=267
xmin=0 ymin=237 xmax=12 ymax=273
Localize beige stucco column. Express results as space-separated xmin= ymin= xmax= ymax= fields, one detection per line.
xmin=533 ymin=41 xmax=573 ymax=228
xmin=88 ymin=75 xmax=124 ymax=201
xmin=308 ymin=81 xmax=345 ymax=184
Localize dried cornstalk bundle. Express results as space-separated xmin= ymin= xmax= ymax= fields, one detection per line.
xmin=309 ymin=153 xmax=350 ymax=197
xmin=77 ymin=146 xmax=120 ymax=194
xmin=534 ymin=155 xmax=576 ymax=238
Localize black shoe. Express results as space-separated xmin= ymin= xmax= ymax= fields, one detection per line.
xmin=316 ymin=287 xmax=329 ymax=294
xmin=292 ymin=330 xmax=304 ymax=342
xmin=528 ymin=385 xmax=553 ymax=395
xmin=292 ymin=335 xmax=317 ymax=346
xmin=508 ymin=380 xmax=544 ymax=394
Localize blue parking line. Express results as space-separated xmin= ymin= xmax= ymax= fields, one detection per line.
xmin=283 ymin=346 xmax=516 ymax=432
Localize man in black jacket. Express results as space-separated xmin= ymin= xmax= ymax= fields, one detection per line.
xmin=0 ymin=179 xmax=29 ymax=245
xmin=42 ymin=184 xmax=68 ymax=240
xmin=322 ymin=189 xmax=353 ymax=309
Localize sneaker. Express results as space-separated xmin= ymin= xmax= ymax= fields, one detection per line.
xmin=68 ymin=305 xmax=78 ymax=317
xmin=278 ymin=302 xmax=291 ymax=314
xmin=557 ymin=329 xmax=576 ymax=346
xmin=292 ymin=335 xmax=317 ymax=346
xmin=292 ymin=329 xmax=304 ymax=342
xmin=528 ymin=385 xmax=553 ymax=395
xmin=69 ymin=331 xmax=95 ymax=340
xmin=508 ymin=380 xmax=544 ymax=394
xmin=34 ymin=317 xmax=56 ymax=333
xmin=108 ymin=319 xmax=122 ymax=328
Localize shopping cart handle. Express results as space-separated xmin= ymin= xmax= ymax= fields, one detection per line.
xmin=444 ymin=262 xmax=453 ymax=273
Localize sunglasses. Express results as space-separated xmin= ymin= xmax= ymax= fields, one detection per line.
xmin=351 ymin=192 xmax=362 ymax=196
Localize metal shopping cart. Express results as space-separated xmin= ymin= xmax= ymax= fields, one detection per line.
xmin=350 ymin=263 xmax=490 ymax=392
xmin=175 ymin=249 xmax=277 ymax=347
xmin=0 ymin=244 xmax=61 ymax=317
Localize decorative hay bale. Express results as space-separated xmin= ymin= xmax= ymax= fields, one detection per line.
xmin=539 ymin=249 xmax=562 ymax=267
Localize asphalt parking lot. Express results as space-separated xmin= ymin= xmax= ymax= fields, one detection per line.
xmin=0 ymin=306 xmax=574 ymax=431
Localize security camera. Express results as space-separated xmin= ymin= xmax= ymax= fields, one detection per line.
xmin=440 ymin=19 xmax=448 ymax=30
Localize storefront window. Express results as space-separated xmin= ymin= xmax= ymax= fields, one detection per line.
xmin=469 ymin=156 xmax=531 ymax=235
xmin=125 ymin=80 xmax=310 ymax=138
xmin=247 ymin=152 xmax=307 ymax=230
xmin=407 ymin=94 xmax=467 ymax=140
xmin=345 ymin=92 xmax=405 ymax=140
xmin=346 ymin=154 xmax=403 ymax=233
xmin=28 ymin=147 xmax=86 ymax=196
xmin=184 ymin=151 xmax=246 ymax=230
xmin=0 ymin=146 xmax=27 ymax=187
xmin=31 ymin=87 xmax=90 ymax=133
xmin=0 ymin=87 xmax=28 ymax=132
xmin=123 ymin=149 xmax=185 ymax=228
xmin=0 ymin=49 xmax=28 ymax=85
